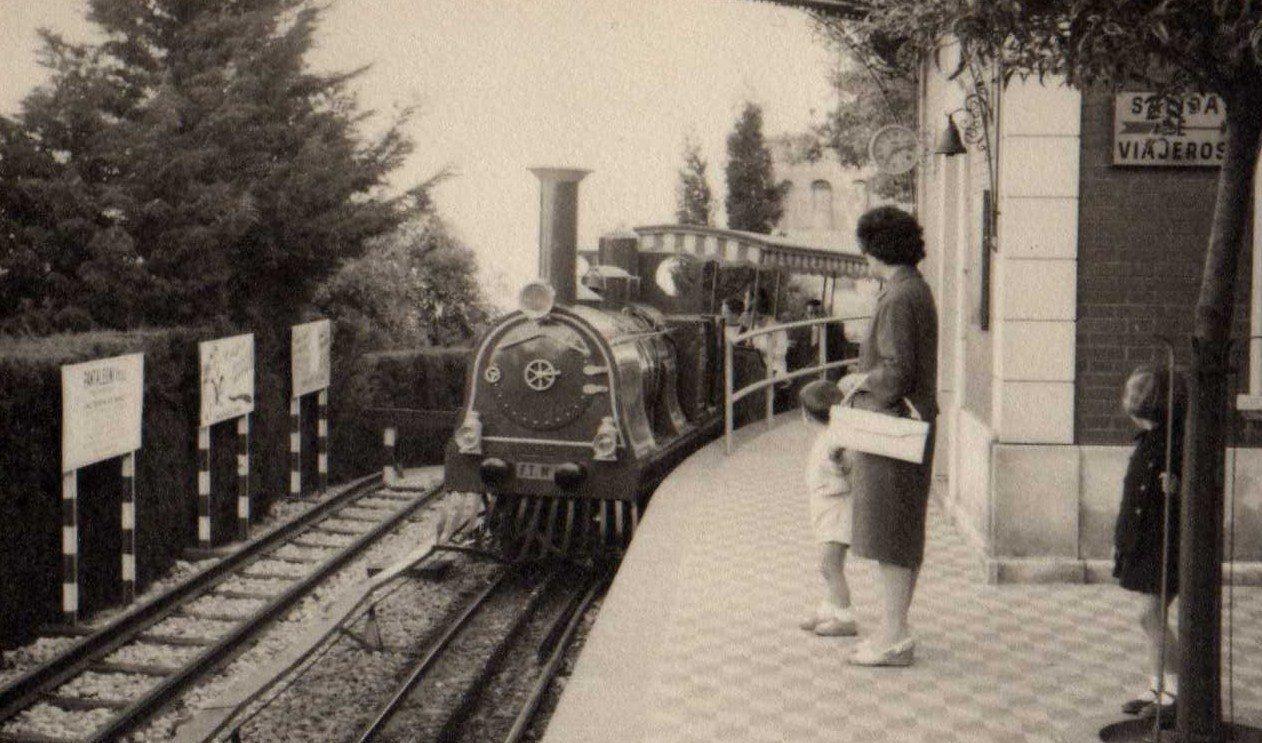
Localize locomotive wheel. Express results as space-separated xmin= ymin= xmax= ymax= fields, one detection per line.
xmin=560 ymin=500 xmax=576 ymax=554
xmin=540 ymin=498 xmax=559 ymax=559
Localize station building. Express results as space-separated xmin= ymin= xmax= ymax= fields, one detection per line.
xmin=915 ymin=43 xmax=1262 ymax=581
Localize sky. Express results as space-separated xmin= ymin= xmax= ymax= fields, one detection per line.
xmin=0 ymin=0 xmax=839 ymax=303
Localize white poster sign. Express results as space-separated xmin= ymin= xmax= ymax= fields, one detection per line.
xmin=199 ymin=333 xmax=255 ymax=427
xmin=61 ymin=353 xmax=144 ymax=472
xmin=291 ymin=319 xmax=332 ymax=398
xmin=1114 ymin=91 xmax=1226 ymax=167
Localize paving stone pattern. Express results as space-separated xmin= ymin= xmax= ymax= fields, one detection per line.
xmin=543 ymin=416 xmax=1262 ymax=743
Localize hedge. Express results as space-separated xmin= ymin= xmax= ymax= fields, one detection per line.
xmin=331 ymin=347 xmax=470 ymax=473
xmin=0 ymin=329 xmax=207 ymax=645
xmin=0 ymin=325 xmax=322 ymax=647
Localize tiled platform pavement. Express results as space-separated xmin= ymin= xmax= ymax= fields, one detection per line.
xmin=543 ymin=414 xmax=1262 ymax=743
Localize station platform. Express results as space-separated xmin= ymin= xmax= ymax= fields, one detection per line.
xmin=543 ymin=414 xmax=1262 ymax=743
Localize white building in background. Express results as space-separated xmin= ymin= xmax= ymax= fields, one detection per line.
xmin=768 ymin=135 xmax=887 ymax=253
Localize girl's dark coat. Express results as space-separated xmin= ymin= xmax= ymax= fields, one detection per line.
xmin=1113 ymin=420 xmax=1184 ymax=595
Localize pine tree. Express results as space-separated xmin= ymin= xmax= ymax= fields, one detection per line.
xmin=724 ymin=102 xmax=787 ymax=234
xmin=1 ymin=0 xmax=422 ymax=331
xmin=675 ymin=138 xmax=712 ymax=226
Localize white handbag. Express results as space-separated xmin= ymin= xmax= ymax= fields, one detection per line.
xmin=828 ymin=395 xmax=930 ymax=464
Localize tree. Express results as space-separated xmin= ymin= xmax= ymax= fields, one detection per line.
xmin=675 ymin=137 xmax=713 ymax=226
xmin=0 ymin=0 xmax=422 ymax=333
xmin=724 ymin=102 xmax=787 ymax=234
xmin=315 ymin=215 xmax=489 ymax=350
xmin=806 ymin=2 xmax=1262 ymax=737
xmin=814 ymin=20 xmax=917 ymax=201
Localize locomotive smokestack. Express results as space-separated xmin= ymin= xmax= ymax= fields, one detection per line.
xmin=530 ymin=167 xmax=590 ymax=304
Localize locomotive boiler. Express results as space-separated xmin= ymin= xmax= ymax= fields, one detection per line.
xmin=444 ymin=168 xmax=725 ymax=557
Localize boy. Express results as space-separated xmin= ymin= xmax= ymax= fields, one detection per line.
xmin=798 ymin=379 xmax=858 ymax=636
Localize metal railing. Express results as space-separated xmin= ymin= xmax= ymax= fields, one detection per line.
xmin=723 ymin=314 xmax=867 ymax=454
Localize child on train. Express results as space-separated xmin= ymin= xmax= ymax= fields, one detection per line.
xmin=1113 ymin=364 xmax=1186 ymax=725
xmin=797 ymin=379 xmax=857 ymax=637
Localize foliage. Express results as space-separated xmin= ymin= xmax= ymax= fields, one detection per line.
xmin=724 ymin=102 xmax=789 ymax=234
xmin=813 ymin=19 xmax=917 ymax=200
xmin=315 ymin=215 xmax=490 ymax=350
xmin=0 ymin=0 xmax=425 ymax=334
xmin=675 ymin=137 xmax=713 ymax=226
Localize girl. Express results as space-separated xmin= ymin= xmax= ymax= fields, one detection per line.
xmin=1114 ymin=364 xmax=1186 ymax=721
xmin=797 ymin=379 xmax=857 ymax=637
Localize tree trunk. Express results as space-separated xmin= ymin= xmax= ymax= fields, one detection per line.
xmin=1178 ymin=79 xmax=1262 ymax=742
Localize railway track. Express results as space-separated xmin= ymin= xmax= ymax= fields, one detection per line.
xmin=0 ymin=474 xmax=443 ymax=743
xmin=354 ymin=563 xmax=605 ymax=743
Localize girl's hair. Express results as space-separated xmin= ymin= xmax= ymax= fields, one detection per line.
xmin=1122 ymin=364 xmax=1187 ymax=424
xmin=800 ymin=379 xmax=842 ymax=424
xmin=856 ymin=206 xmax=926 ymax=266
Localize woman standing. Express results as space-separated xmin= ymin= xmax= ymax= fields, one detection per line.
xmin=839 ymin=206 xmax=938 ymax=667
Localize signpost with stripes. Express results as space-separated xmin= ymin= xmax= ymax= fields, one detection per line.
xmin=60 ymin=353 xmax=144 ymax=624
xmin=198 ymin=333 xmax=256 ymax=546
xmin=290 ymin=320 xmax=332 ymax=498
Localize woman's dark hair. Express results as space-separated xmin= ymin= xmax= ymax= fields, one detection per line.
xmin=856 ymin=206 xmax=926 ymax=266
xmin=1122 ymin=364 xmax=1187 ymax=424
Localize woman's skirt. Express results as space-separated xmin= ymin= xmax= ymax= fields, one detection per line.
xmin=849 ymin=428 xmax=935 ymax=569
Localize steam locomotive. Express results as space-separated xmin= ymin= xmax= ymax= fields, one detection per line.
xmin=444 ymin=168 xmax=862 ymax=558
xmin=443 ymin=169 xmax=741 ymax=557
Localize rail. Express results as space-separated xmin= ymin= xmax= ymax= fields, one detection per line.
xmin=723 ymin=314 xmax=867 ymax=454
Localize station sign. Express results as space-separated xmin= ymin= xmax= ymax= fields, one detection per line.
xmin=61 ymin=353 xmax=144 ymax=472
xmin=199 ymin=333 xmax=255 ymax=427
xmin=1114 ymin=91 xmax=1225 ymax=167
xmin=291 ymin=319 xmax=332 ymax=398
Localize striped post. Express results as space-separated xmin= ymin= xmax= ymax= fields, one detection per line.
xmin=383 ymin=426 xmax=398 ymax=487
xmin=237 ymin=415 xmax=250 ymax=540
xmin=289 ymin=396 xmax=302 ymax=498
xmin=317 ymin=389 xmax=329 ymax=494
xmin=62 ymin=471 xmax=78 ymax=625
xmin=197 ymin=426 xmax=211 ymax=549
xmin=121 ymin=452 xmax=137 ymax=603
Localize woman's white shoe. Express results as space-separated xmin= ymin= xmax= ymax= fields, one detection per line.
xmin=847 ymin=636 xmax=914 ymax=666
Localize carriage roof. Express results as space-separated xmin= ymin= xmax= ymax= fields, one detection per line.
xmin=632 ymin=224 xmax=870 ymax=280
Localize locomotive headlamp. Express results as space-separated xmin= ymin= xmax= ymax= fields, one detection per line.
xmin=591 ymin=416 xmax=619 ymax=462
xmin=520 ymin=281 xmax=556 ymax=319
xmin=478 ymin=457 xmax=510 ymax=485
xmin=553 ymin=462 xmax=587 ymax=490
xmin=454 ymin=411 xmax=483 ymax=454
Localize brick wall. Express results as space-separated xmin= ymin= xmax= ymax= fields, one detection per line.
xmin=1075 ymin=85 xmax=1254 ymax=444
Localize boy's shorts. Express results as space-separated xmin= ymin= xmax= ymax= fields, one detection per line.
xmin=810 ymin=489 xmax=852 ymax=545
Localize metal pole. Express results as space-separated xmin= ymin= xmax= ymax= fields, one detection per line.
xmin=724 ymin=335 xmax=734 ymax=455
xmin=121 ymin=452 xmax=136 ymax=604
xmin=1154 ymin=338 xmax=1176 ymax=742
xmin=819 ymin=319 xmax=829 ymax=381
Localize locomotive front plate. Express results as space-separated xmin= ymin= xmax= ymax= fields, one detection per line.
xmin=487 ymin=322 xmax=596 ymax=431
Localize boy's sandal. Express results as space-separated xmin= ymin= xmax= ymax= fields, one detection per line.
xmin=1122 ymin=696 xmax=1154 ymax=715
xmin=847 ymin=637 xmax=914 ymax=667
